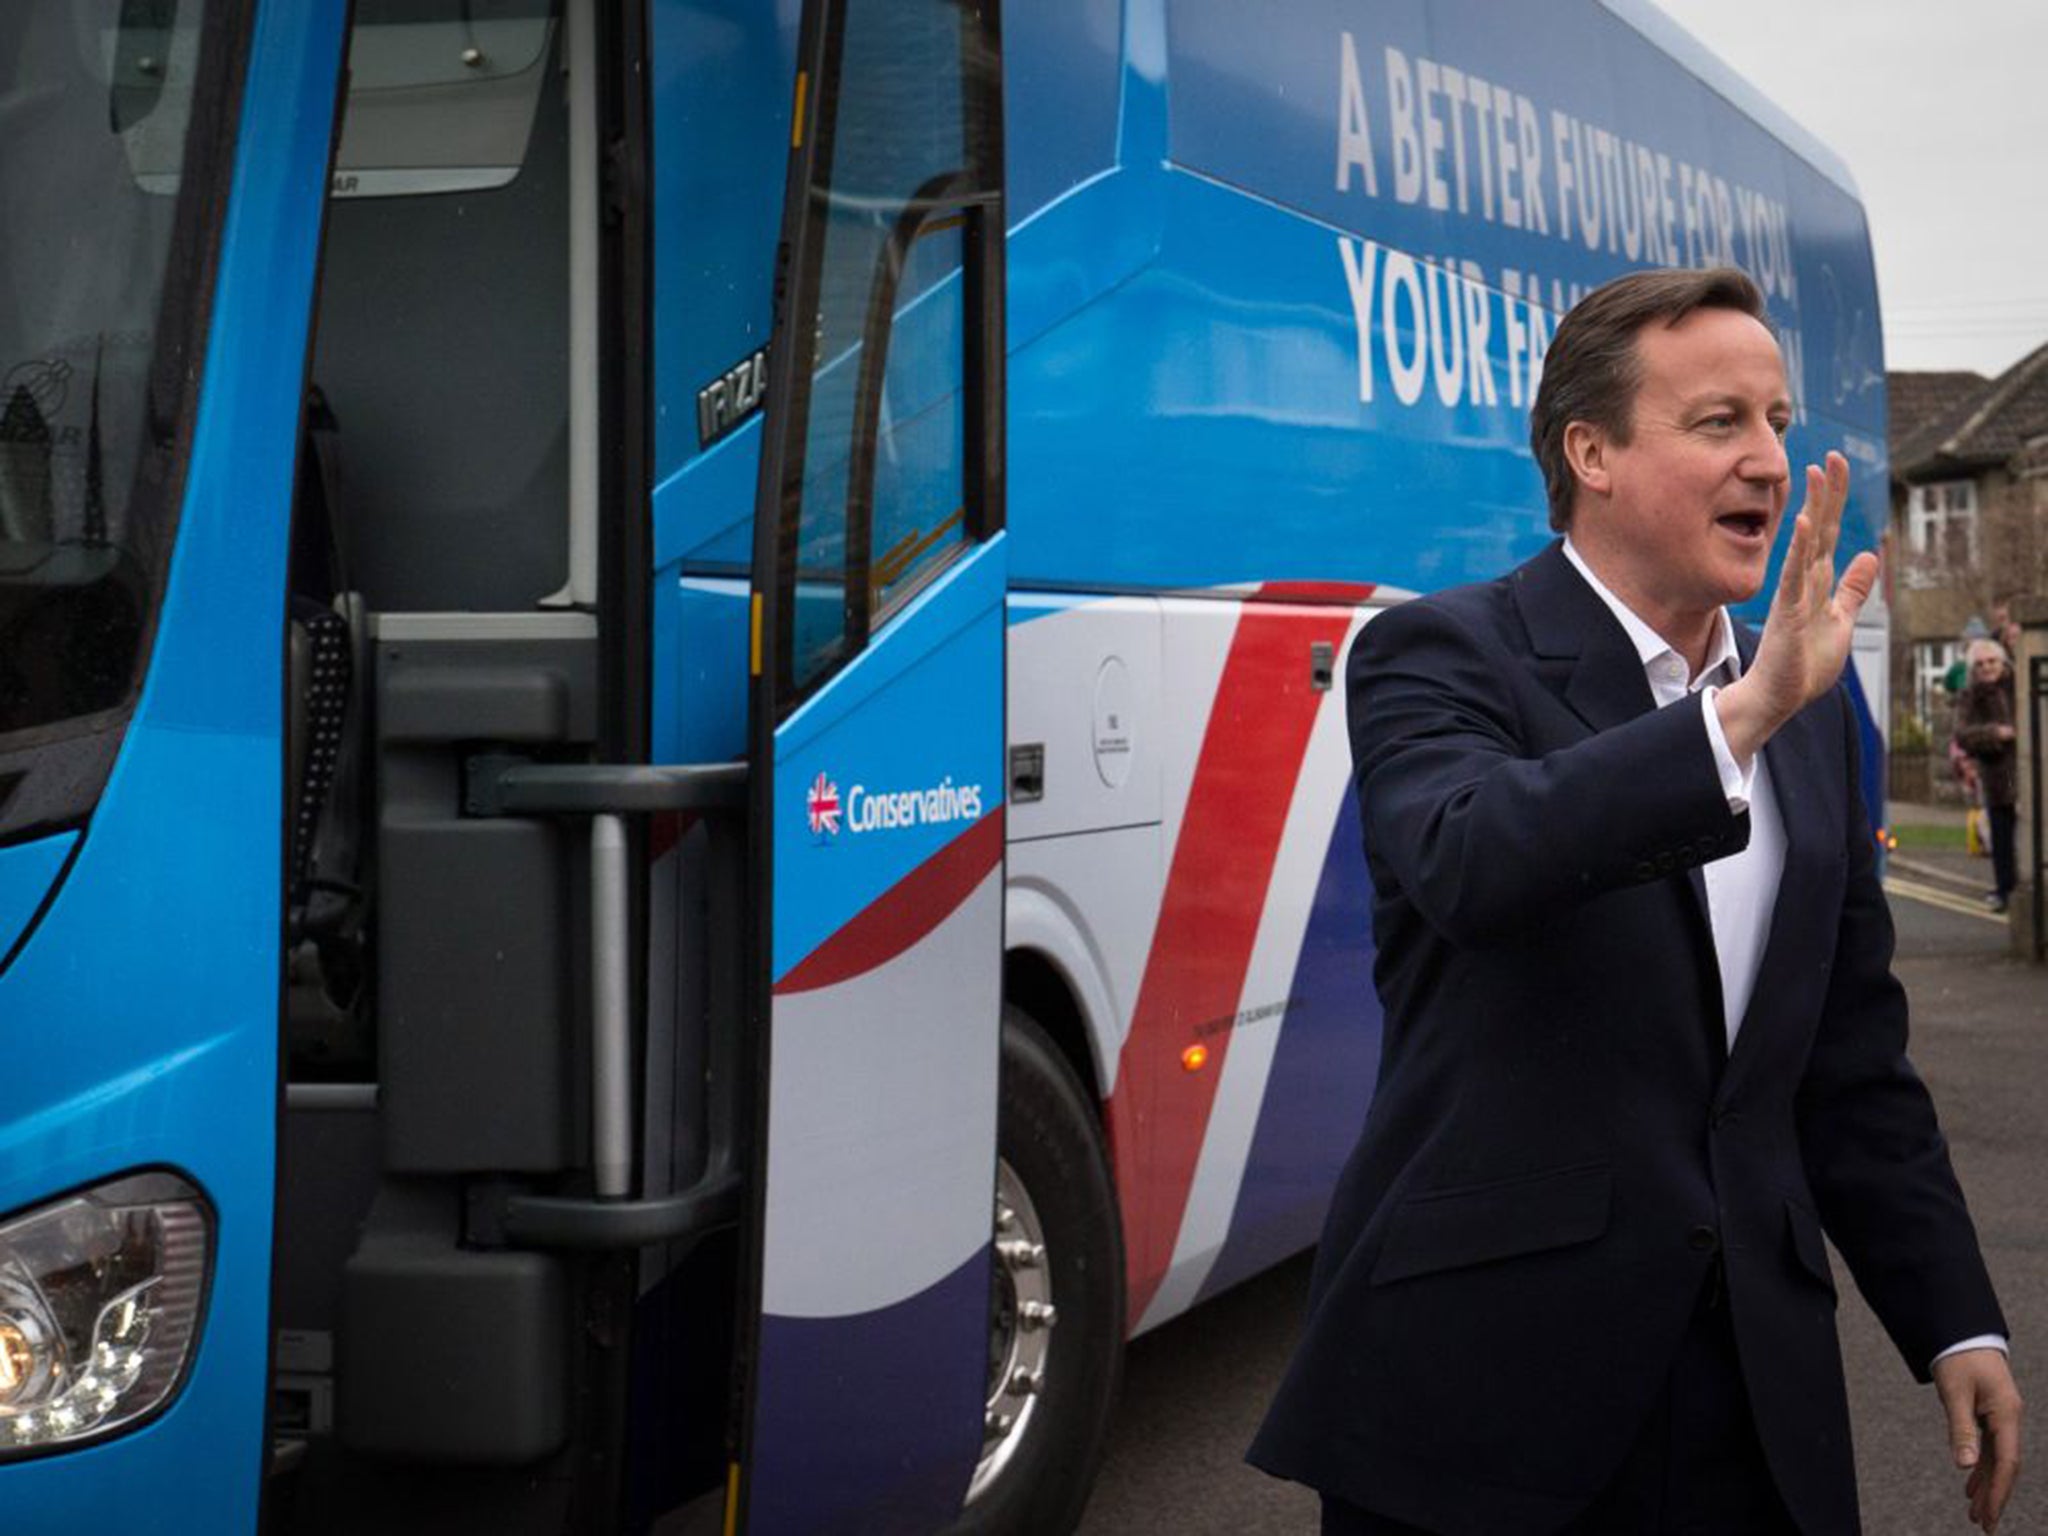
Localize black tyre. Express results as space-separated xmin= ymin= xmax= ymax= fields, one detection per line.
xmin=950 ymin=1005 xmax=1125 ymax=1535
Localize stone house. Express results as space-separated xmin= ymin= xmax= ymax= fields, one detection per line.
xmin=1887 ymin=346 xmax=2048 ymax=757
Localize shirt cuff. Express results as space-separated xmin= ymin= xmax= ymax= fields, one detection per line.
xmin=1698 ymin=685 xmax=1756 ymax=814
xmin=1932 ymin=1335 xmax=2010 ymax=1368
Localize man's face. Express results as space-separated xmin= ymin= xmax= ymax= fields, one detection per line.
xmin=1575 ymin=306 xmax=1792 ymax=635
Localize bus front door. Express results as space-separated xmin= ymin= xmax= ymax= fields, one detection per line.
xmin=733 ymin=1 xmax=1008 ymax=1529
xmin=0 ymin=1 xmax=345 ymax=1529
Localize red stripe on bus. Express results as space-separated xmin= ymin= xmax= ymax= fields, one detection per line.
xmin=1248 ymin=580 xmax=1377 ymax=606
xmin=773 ymin=809 xmax=1004 ymax=996
xmin=1114 ymin=597 xmax=1355 ymax=1323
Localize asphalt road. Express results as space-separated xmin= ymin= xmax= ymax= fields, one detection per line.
xmin=1080 ymin=890 xmax=2044 ymax=1535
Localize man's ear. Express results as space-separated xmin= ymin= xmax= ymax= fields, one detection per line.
xmin=1563 ymin=421 xmax=1611 ymax=499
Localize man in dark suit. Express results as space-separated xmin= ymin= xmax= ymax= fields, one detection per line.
xmin=1249 ymin=268 xmax=2022 ymax=1534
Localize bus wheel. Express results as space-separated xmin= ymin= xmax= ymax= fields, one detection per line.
xmin=954 ymin=1006 xmax=1124 ymax=1535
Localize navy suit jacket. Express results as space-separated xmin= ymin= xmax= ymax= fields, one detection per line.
xmin=1249 ymin=544 xmax=2004 ymax=1536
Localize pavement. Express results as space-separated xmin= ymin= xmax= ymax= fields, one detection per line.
xmin=1081 ymin=814 xmax=2048 ymax=1535
xmin=1846 ymin=806 xmax=2045 ymax=1535
xmin=1885 ymin=799 xmax=1996 ymax=899
xmin=1884 ymin=797 xmax=2043 ymax=960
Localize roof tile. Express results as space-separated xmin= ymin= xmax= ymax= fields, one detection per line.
xmin=1892 ymin=344 xmax=2048 ymax=478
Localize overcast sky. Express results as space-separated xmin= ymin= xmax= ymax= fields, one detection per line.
xmin=1651 ymin=0 xmax=2048 ymax=381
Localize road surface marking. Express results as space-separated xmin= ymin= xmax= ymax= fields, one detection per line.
xmin=1884 ymin=876 xmax=2006 ymax=923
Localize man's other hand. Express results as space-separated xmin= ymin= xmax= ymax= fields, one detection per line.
xmin=1933 ymin=1347 xmax=2023 ymax=1532
xmin=1714 ymin=450 xmax=1878 ymax=763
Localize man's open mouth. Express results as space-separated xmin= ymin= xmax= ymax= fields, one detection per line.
xmin=1717 ymin=511 xmax=1770 ymax=538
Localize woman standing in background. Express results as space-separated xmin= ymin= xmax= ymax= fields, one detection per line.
xmin=1956 ymin=638 xmax=2020 ymax=913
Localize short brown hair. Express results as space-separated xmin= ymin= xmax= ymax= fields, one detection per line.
xmin=1530 ymin=267 xmax=1771 ymax=531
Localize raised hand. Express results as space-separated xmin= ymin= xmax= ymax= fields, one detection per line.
xmin=1714 ymin=450 xmax=1879 ymax=763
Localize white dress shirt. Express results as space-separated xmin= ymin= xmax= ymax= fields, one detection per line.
xmin=1560 ymin=540 xmax=2005 ymax=1367
xmin=1561 ymin=540 xmax=1780 ymax=1050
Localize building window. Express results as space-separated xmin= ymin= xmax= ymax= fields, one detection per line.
xmin=1905 ymin=480 xmax=1978 ymax=584
xmin=1910 ymin=638 xmax=1970 ymax=736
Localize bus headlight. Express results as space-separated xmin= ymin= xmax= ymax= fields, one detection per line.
xmin=0 ymin=1172 xmax=211 ymax=1455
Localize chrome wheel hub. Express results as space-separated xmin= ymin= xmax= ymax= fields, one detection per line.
xmin=967 ymin=1157 xmax=1056 ymax=1504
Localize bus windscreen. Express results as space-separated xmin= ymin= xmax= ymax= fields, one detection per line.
xmin=0 ymin=0 xmax=237 ymax=839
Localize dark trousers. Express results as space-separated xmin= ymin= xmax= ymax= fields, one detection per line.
xmin=1320 ymin=1277 xmax=1800 ymax=1536
xmin=1988 ymin=803 xmax=2018 ymax=902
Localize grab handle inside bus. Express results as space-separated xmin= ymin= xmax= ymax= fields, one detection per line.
xmin=462 ymin=756 xmax=749 ymax=1251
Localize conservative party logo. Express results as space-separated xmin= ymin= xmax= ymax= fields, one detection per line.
xmin=801 ymin=770 xmax=984 ymax=841
xmin=805 ymin=773 xmax=842 ymax=837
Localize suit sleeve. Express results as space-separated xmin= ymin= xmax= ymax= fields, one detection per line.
xmin=1350 ymin=599 xmax=1748 ymax=948
xmin=1794 ymin=688 xmax=2006 ymax=1380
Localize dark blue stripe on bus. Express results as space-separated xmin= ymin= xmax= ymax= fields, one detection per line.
xmin=746 ymin=1245 xmax=989 ymax=1534
xmin=1200 ymin=787 xmax=1381 ymax=1305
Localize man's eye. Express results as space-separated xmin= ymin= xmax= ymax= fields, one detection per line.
xmin=1770 ymin=420 xmax=1790 ymax=439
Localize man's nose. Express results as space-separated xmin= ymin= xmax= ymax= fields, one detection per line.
xmin=1739 ymin=424 xmax=1790 ymax=485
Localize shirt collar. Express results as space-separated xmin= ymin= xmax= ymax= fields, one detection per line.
xmin=1560 ymin=537 xmax=1742 ymax=690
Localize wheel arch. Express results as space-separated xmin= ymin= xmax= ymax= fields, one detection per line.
xmin=1003 ymin=877 xmax=1126 ymax=1108
xmin=1002 ymin=945 xmax=1102 ymax=1109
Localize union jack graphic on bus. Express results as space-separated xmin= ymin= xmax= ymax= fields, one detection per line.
xmin=805 ymin=772 xmax=842 ymax=837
